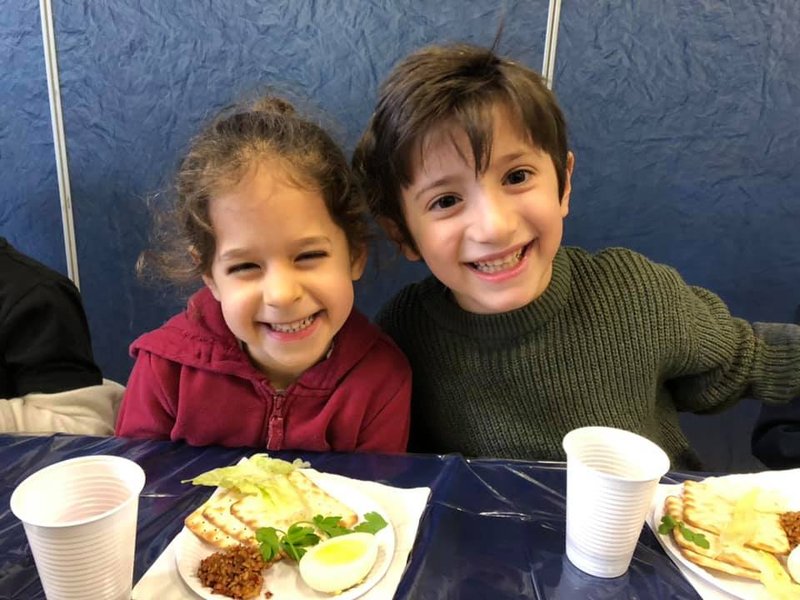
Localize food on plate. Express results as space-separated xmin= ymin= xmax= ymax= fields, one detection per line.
xmin=788 ymin=545 xmax=800 ymax=583
xmin=182 ymin=455 xmax=357 ymax=549
xmin=659 ymin=476 xmax=800 ymax=597
xmin=180 ymin=454 xmax=390 ymax=599
xmin=781 ymin=511 xmax=800 ymax=550
xmin=196 ymin=544 xmax=269 ymax=600
xmin=298 ymin=532 xmax=379 ymax=593
xmin=681 ymin=480 xmax=789 ymax=554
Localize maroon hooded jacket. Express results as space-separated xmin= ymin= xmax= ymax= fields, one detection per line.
xmin=116 ymin=288 xmax=410 ymax=453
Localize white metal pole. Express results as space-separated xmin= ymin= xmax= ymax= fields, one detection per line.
xmin=39 ymin=0 xmax=80 ymax=288
xmin=542 ymin=0 xmax=563 ymax=90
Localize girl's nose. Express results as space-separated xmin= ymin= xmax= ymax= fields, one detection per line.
xmin=263 ymin=266 xmax=301 ymax=307
xmin=470 ymin=189 xmax=516 ymax=243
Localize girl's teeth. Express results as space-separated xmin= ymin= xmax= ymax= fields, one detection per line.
xmin=473 ymin=249 xmax=523 ymax=273
xmin=269 ymin=314 xmax=315 ymax=333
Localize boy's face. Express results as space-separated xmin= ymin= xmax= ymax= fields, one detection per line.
xmin=396 ymin=104 xmax=573 ymax=314
xmin=202 ymin=162 xmax=365 ymax=389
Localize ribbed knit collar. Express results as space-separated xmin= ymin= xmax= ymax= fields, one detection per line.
xmin=419 ymin=247 xmax=573 ymax=340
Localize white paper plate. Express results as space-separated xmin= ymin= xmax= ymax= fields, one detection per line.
xmin=175 ymin=469 xmax=396 ymax=600
xmin=650 ymin=469 xmax=800 ymax=600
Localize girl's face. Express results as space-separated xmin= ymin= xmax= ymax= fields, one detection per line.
xmin=202 ymin=162 xmax=365 ymax=389
xmin=396 ymin=103 xmax=573 ymax=314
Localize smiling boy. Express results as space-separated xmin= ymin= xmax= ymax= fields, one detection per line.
xmin=353 ymin=43 xmax=800 ymax=470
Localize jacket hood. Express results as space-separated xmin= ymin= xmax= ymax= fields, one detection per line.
xmin=130 ymin=287 xmax=381 ymax=390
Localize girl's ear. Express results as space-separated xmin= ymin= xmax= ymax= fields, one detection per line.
xmin=202 ymin=273 xmax=220 ymax=300
xmin=350 ymin=244 xmax=368 ymax=281
xmin=378 ymin=217 xmax=421 ymax=261
xmin=194 ymin=248 xmax=221 ymax=300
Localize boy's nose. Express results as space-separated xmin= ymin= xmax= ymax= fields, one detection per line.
xmin=470 ymin=192 xmax=516 ymax=243
xmin=262 ymin=267 xmax=301 ymax=307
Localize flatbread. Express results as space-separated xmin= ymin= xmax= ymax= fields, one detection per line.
xmin=682 ymin=480 xmax=790 ymax=554
xmin=184 ymin=498 xmax=244 ymax=549
xmin=184 ymin=470 xmax=358 ymax=548
xmin=203 ymin=491 xmax=257 ymax=545
xmin=288 ymin=470 xmax=358 ymax=528
xmin=664 ymin=494 xmax=764 ymax=577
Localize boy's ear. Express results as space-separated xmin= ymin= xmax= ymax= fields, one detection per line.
xmin=560 ymin=151 xmax=575 ymax=218
xmin=350 ymin=245 xmax=368 ymax=281
xmin=377 ymin=217 xmax=421 ymax=261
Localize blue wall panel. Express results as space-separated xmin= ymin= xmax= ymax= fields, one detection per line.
xmin=54 ymin=0 xmax=548 ymax=384
xmin=555 ymin=0 xmax=800 ymax=471
xmin=0 ymin=1 xmax=65 ymax=273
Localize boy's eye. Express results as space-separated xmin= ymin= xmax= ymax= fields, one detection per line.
xmin=504 ymin=168 xmax=532 ymax=186
xmin=227 ymin=262 xmax=258 ymax=274
xmin=430 ymin=194 xmax=460 ymax=211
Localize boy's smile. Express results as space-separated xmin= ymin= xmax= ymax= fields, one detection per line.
xmin=398 ymin=103 xmax=574 ymax=314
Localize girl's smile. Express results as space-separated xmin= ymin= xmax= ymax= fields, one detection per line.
xmin=261 ymin=311 xmax=322 ymax=341
xmin=202 ymin=161 xmax=365 ymax=389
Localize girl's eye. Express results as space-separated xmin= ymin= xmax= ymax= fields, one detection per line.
xmin=297 ymin=251 xmax=328 ymax=262
xmin=504 ymin=169 xmax=532 ymax=186
xmin=227 ymin=263 xmax=258 ymax=275
xmin=430 ymin=194 xmax=460 ymax=211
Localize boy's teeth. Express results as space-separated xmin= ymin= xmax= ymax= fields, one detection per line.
xmin=269 ymin=314 xmax=315 ymax=333
xmin=473 ymin=249 xmax=523 ymax=273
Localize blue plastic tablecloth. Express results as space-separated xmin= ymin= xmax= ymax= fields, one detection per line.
xmin=0 ymin=434 xmax=701 ymax=599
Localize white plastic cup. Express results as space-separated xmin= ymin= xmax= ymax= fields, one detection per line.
xmin=10 ymin=455 xmax=146 ymax=600
xmin=562 ymin=426 xmax=669 ymax=578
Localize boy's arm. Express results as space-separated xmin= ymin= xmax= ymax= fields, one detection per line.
xmin=115 ymin=351 xmax=178 ymax=439
xmin=0 ymin=379 xmax=123 ymax=435
xmin=667 ymin=283 xmax=800 ymax=412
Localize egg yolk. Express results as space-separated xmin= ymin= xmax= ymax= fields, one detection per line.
xmin=315 ymin=538 xmax=368 ymax=564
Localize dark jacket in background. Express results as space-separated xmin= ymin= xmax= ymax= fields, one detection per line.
xmin=0 ymin=237 xmax=101 ymax=398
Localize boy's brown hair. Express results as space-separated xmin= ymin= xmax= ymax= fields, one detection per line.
xmin=353 ymin=43 xmax=570 ymax=252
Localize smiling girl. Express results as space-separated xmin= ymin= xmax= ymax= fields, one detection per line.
xmin=116 ymin=96 xmax=410 ymax=452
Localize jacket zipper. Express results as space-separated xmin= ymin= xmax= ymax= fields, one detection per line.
xmin=266 ymin=390 xmax=286 ymax=449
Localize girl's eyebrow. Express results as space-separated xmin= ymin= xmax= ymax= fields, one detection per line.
xmin=217 ymin=248 xmax=250 ymax=262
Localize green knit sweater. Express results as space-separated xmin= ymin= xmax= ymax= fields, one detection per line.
xmin=377 ymin=247 xmax=800 ymax=470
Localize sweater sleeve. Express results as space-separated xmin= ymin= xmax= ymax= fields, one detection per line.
xmin=666 ymin=280 xmax=800 ymax=413
xmin=115 ymin=350 xmax=178 ymax=439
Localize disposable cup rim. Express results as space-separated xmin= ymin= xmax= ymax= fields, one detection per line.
xmin=10 ymin=455 xmax=145 ymax=529
xmin=562 ymin=426 xmax=670 ymax=483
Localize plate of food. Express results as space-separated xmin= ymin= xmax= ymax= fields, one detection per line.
xmin=174 ymin=454 xmax=395 ymax=600
xmin=650 ymin=469 xmax=800 ymax=600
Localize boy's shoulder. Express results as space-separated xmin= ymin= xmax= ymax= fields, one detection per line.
xmin=565 ymin=245 xmax=684 ymax=287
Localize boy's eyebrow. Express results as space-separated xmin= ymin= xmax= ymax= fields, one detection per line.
xmin=411 ymin=175 xmax=459 ymax=203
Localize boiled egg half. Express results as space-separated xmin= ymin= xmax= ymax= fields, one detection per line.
xmin=298 ymin=532 xmax=379 ymax=593
xmin=788 ymin=544 xmax=800 ymax=584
